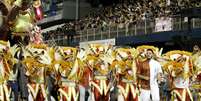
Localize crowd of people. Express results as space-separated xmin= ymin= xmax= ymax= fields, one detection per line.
xmin=43 ymin=0 xmax=201 ymax=41
xmin=0 ymin=40 xmax=201 ymax=101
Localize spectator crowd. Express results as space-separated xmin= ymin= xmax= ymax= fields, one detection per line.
xmin=43 ymin=0 xmax=201 ymax=41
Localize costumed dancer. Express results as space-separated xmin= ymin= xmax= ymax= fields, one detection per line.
xmin=136 ymin=45 xmax=163 ymax=101
xmin=54 ymin=47 xmax=80 ymax=101
xmin=23 ymin=44 xmax=52 ymax=101
xmin=191 ymin=45 xmax=201 ymax=100
xmin=88 ymin=44 xmax=113 ymax=101
xmin=9 ymin=44 xmax=30 ymax=101
xmin=0 ymin=40 xmax=14 ymax=101
xmin=163 ymin=50 xmax=194 ymax=101
xmin=78 ymin=47 xmax=93 ymax=101
xmin=7 ymin=0 xmax=43 ymax=46
xmin=112 ymin=47 xmax=139 ymax=101
xmin=81 ymin=46 xmax=100 ymax=101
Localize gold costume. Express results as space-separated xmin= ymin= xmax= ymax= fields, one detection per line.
xmin=163 ymin=50 xmax=193 ymax=101
xmin=23 ymin=44 xmax=51 ymax=100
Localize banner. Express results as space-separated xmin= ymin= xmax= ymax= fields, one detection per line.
xmin=79 ymin=38 xmax=115 ymax=49
xmin=155 ymin=17 xmax=172 ymax=32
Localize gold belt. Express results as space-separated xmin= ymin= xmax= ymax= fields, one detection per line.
xmin=62 ymin=81 xmax=76 ymax=87
xmin=94 ymin=76 xmax=107 ymax=80
xmin=122 ymin=79 xmax=133 ymax=83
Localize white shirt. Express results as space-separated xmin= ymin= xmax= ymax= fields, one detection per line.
xmin=149 ymin=59 xmax=163 ymax=86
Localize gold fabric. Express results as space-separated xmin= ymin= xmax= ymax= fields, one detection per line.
xmin=12 ymin=11 xmax=34 ymax=33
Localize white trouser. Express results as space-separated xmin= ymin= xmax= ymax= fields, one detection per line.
xmin=139 ymin=88 xmax=160 ymax=101
xmin=140 ymin=89 xmax=151 ymax=101
xmin=79 ymin=85 xmax=85 ymax=101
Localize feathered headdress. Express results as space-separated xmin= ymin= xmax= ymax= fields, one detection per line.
xmin=163 ymin=50 xmax=192 ymax=79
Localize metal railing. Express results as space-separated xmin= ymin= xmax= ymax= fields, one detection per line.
xmin=75 ymin=18 xmax=201 ymax=42
xmin=44 ymin=18 xmax=201 ymax=45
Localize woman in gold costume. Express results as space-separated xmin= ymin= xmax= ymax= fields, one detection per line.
xmin=0 ymin=40 xmax=14 ymax=101
xmin=23 ymin=44 xmax=52 ymax=101
xmin=163 ymin=50 xmax=194 ymax=101
xmin=54 ymin=47 xmax=80 ymax=101
xmin=113 ymin=47 xmax=139 ymax=101
xmin=88 ymin=44 xmax=113 ymax=101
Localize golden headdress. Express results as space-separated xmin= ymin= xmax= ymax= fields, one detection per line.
xmin=164 ymin=50 xmax=192 ymax=59
xmin=88 ymin=43 xmax=111 ymax=55
xmin=54 ymin=47 xmax=77 ymax=76
xmin=163 ymin=50 xmax=192 ymax=78
xmin=59 ymin=46 xmax=77 ymax=59
xmin=29 ymin=43 xmax=47 ymax=49
xmin=0 ymin=40 xmax=9 ymax=51
xmin=114 ymin=47 xmax=136 ymax=60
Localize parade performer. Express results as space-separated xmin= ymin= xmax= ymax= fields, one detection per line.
xmin=10 ymin=45 xmax=30 ymax=101
xmin=54 ymin=46 xmax=80 ymax=101
xmin=192 ymin=45 xmax=201 ymax=81
xmin=23 ymin=43 xmax=52 ymax=101
xmin=163 ymin=50 xmax=194 ymax=101
xmin=0 ymin=40 xmax=15 ymax=101
xmin=136 ymin=45 xmax=163 ymax=101
xmin=78 ymin=48 xmax=93 ymax=101
xmin=7 ymin=0 xmax=43 ymax=46
xmin=112 ymin=47 xmax=139 ymax=101
xmin=191 ymin=45 xmax=201 ymax=100
xmin=88 ymin=44 xmax=113 ymax=101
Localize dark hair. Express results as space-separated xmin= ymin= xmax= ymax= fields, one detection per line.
xmin=147 ymin=49 xmax=154 ymax=53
